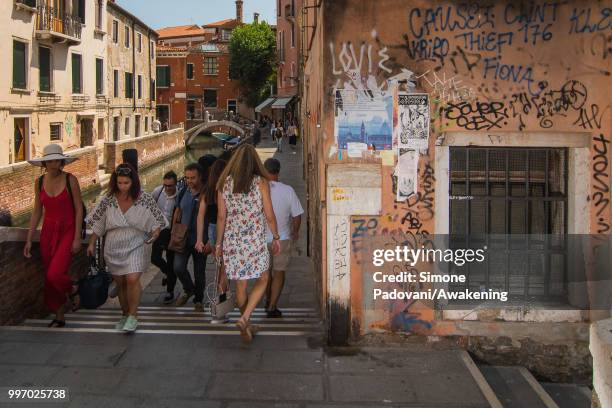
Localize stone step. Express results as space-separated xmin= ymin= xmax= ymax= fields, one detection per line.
xmin=479 ymin=365 xmax=559 ymax=408
xmin=540 ymin=383 xmax=591 ymax=408
xmin=6 ymin=306 xmax=323 ymax=336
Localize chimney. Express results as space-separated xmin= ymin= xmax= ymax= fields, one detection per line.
xmin=236 ymin=0 xmax=243 ymax=23
xmin=254 ymin=12 xmax=259 ymax=24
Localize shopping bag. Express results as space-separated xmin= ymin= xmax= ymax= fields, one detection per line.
xmin=207 ymin=258 xmax=234 ymax=320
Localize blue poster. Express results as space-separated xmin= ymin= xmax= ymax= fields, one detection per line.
xmin=334 ymin=89 xmax=394 ymax=151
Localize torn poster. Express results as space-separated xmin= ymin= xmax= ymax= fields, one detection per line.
xmin=335 ymin=89 xmax=393 ymax=151
xmin=396 ymin=148 xmax=418 ymax=201
xmin=396 ymin=93 xmax=430 ymax=150
xmin=347 ymin=142 xmax=368 ymax=158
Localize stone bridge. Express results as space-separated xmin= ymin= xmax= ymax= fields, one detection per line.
xmin=184 ymin=120 xmax=247 ymax=146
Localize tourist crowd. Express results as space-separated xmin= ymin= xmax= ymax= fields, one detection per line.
xmin=23 ymin=125 xmax=303 ymax=343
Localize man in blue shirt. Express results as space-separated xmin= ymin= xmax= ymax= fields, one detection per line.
xmin=172 ymin=163 xmax=207 ymax=311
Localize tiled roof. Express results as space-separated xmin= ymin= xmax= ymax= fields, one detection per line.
xmin=156 ymin=24 xmax=206 ymax=39
xmin=157 ymin=44 xmax=188 ymax=52
xmin=203 ymin=18 xmax=240 ymax=28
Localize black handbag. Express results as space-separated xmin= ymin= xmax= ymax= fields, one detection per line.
xmin=78 ymin=257 xmax=112 ymax=309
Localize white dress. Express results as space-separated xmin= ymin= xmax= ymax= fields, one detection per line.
xmin=86 ymin=192 xmax=168 ymax=275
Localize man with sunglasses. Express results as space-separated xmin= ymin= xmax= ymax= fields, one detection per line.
xmin=151 ymin=171 xmax=179 ymax=304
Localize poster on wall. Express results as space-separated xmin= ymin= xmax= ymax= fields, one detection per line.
xmin=395 ymin=148 xmax=418 ymax=201
xmin=334 ymin=89 xmax=394 ymax=151
xmin=395 ymin=93 xmax=430 ymax=150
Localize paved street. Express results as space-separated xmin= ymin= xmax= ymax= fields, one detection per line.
xmin=0 ymin=135 xmax=492 ymax=407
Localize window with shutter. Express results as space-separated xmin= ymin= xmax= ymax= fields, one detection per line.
xmin=39 ymin=46 xmax=52 ymax=92
xmin=96 ymin=58 xmax=104 ymax=95
xmin=71 ymin=53 xmax=82 ymax=94
xmin=13 ymin=40 xmax=27 ymax=90
xmin=125 ymin=72 xmax=133 ymax=98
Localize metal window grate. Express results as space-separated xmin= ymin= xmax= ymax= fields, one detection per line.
xmin=449 ymin=147 xmax=568 ymax=302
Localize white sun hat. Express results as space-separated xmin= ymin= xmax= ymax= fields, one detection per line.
xmin=27 ymin=144 xmax=78 ymax=167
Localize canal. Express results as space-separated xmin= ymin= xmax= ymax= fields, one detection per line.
xmin=15 ymin=134 xmax=224 ymax=228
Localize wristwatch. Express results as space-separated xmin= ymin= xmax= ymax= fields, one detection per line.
xmin=273 ymin=234 xmax=280 ymax=240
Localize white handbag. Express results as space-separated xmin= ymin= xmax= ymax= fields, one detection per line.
xmin=207 ymin=258 xmax=234 ymax=320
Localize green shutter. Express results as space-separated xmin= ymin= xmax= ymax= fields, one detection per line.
xmin=114 ymin=70 xmax=118 ymax=97
xmin=125 ymin=72 xmax=132 ymax=98
xmin=96 ymin=59 xmax=103 ymax=95
xmin=13 ymin=41 xmax=26 ymax=89
xmin=39 ymin=47 xmax=51 ymax=92
xmin=71 ymin=54 xmax=82 ymax=94
xmin=157 ymin=66 xmax=170 ymax=87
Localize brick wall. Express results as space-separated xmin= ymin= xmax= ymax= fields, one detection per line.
xmin=0 ymin=227 xmax=89 ymax=325
xmin=104 ymin=128 xmax=184 ymax=172
xmin=0 ymin=147 xmax=99 ymax=226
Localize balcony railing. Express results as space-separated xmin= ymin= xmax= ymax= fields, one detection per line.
xmin=35 ymin=4 xmax=82 ymax=44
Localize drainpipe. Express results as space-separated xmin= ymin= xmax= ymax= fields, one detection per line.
xmin=148 ymin=29 xmax=153 ymax=112
xmin=132 ymin=20 xmax=136 ymax=112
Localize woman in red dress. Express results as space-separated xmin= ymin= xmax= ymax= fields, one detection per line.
xmin=24 ymin=144 xmax=84 ymax=327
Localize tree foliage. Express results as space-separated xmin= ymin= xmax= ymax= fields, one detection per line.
xmin=229 ymin=21 xmax=276 ymax=108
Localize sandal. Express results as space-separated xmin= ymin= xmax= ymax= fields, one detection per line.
xmin=47 ymin=319 xmax=66 ymax=328
xmin=236 ymin=319 xmax=253 ymax=343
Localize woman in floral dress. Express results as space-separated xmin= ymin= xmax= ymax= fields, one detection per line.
xmin=215 ymin=144 xmax=280 ymax=342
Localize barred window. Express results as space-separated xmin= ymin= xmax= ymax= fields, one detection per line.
xmin=449 ymin=147 xmax=568 ymax=302
xmin=204 ymin=57 xmax=217 ymax=75
xmin=50 ymin=123 xmax=62 ymax=141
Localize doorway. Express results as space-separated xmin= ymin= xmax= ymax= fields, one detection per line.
xmin=227 ymin=100 xmax=237 ymax=115
xmin=12 ymin=117 xmax=29 ymax=164
xmin=156 ymin=105 xmax=169 ymax=128
xmin=80 ymin=118 xmax=93 ymax=147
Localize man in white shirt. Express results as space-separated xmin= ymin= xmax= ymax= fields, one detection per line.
xmin=152 ymin=118 xmax=161 ymax=133
xmin=264 ymin=158 xmax=304 ymax=318
xmin=151 ymin=171 xmax=179 ymax=304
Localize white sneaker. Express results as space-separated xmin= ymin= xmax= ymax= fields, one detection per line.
xmin=122 ymin=315 xmax=138 ymax=332
xmin=211 ymin=316 xmax=230 ymax=324
xmin=115 ymin=316 xmax=127 ymax=331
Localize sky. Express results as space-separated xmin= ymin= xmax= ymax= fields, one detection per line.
xmin=116 ymin=0 xmax=276 ymax=30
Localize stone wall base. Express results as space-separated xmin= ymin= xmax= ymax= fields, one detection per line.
xmin=0 ymin=228 xmax=89 ymax=325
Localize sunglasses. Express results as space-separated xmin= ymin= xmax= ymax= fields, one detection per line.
xmin=116 ymin=166 xmax=133 ymax=176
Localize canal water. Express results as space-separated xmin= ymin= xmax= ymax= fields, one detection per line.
xmin=14 ymin=134 xmax=224 ymax=228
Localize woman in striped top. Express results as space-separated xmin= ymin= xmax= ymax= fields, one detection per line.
xmin=86 ymin=163 xmax=167 ymax=333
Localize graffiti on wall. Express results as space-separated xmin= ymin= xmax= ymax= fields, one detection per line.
xmin=327 ymin=1 xmax=611 ymax=334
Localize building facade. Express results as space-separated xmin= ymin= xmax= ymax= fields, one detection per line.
xmin=155 ymin=1 xmax=244 ymax=126
xmin=256 ymin=0 xmax=301 ymax=121
xmin=106 ymin=0 xmax=157 ymax=144
xmin=1 ymin=0 xmax=108 ymax=167
xmin=301 ymin=0 xmax=611 ymax=381
xmin=276 ymin=0 xmax=301 ymax=99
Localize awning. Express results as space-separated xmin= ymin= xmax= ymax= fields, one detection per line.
xmin=271 ymin=97 xmax=293 ymax=109
xmin=255 ymin=97 xmax=275 ymax=113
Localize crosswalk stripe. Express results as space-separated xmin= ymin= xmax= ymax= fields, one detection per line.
xmin=23 ymin=319 xmax=322 ymax=329
xmin=67 ymin=314 xmax=320 ymax=322
xmin=78 ymin=309 xmax=319 ymax=317
xmin=0 ymin=326 xmax=313 ymax=336
xmin=106 ymin=306 xmax=317 ymax=312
